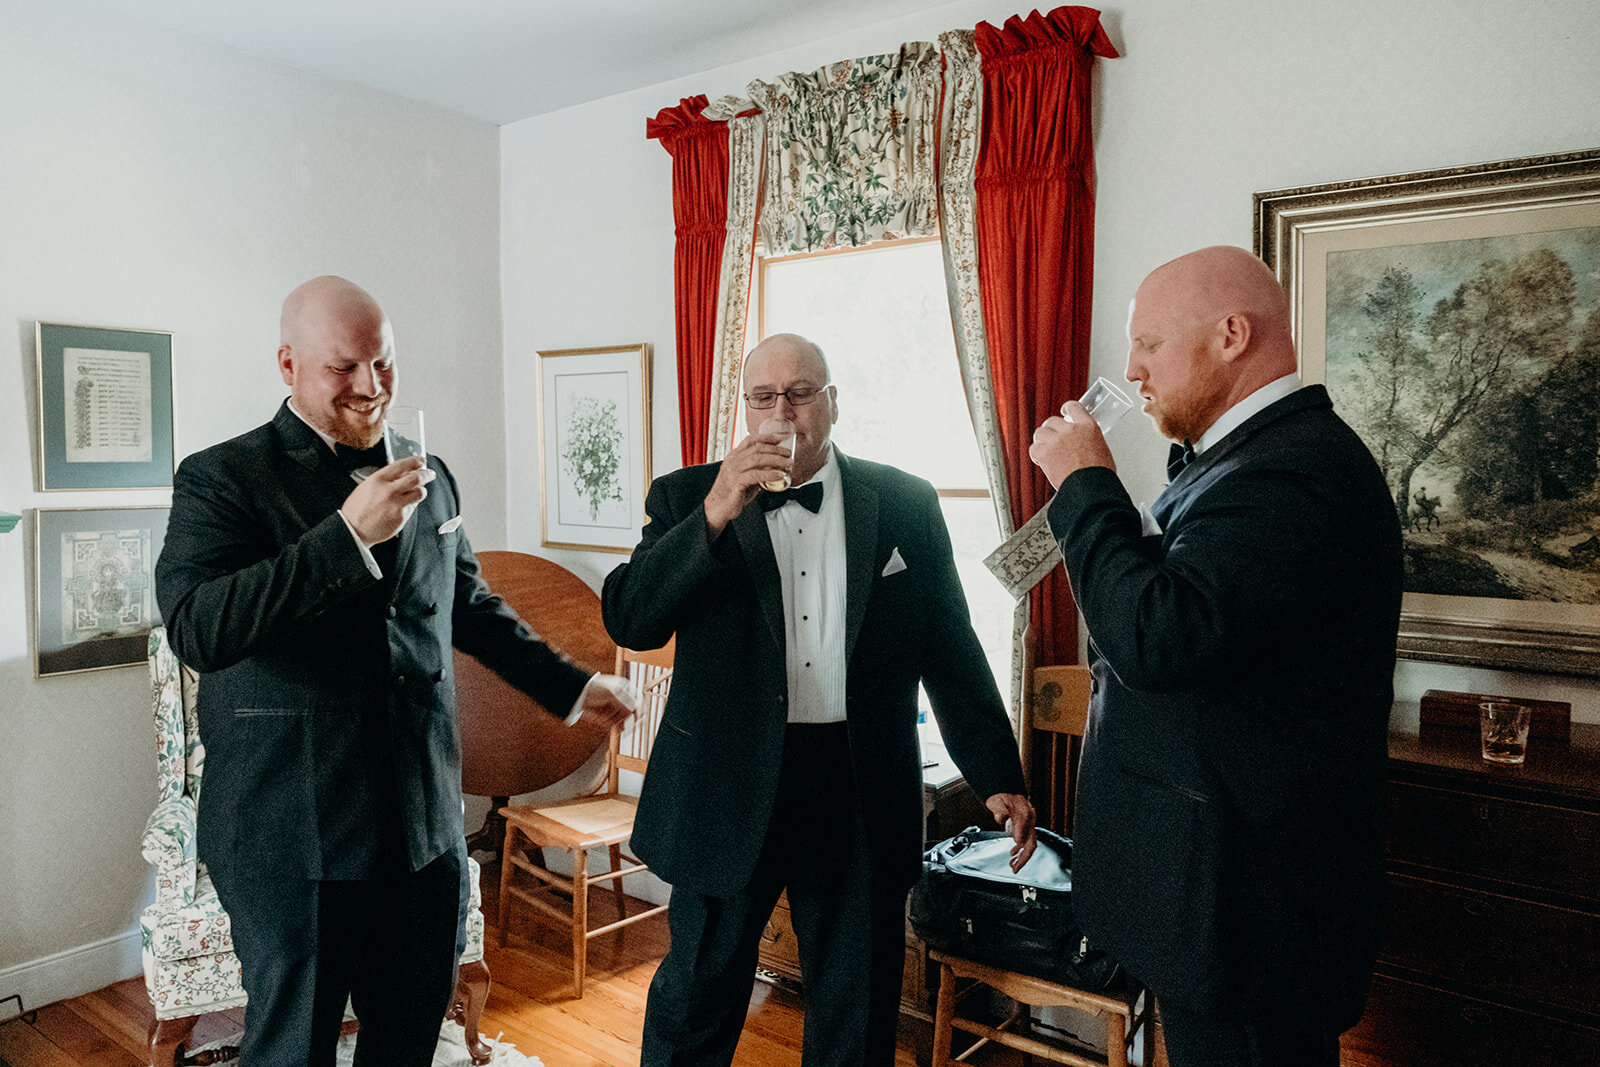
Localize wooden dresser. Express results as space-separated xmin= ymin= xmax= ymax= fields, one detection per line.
xmin=1341 ymin=714 xmax=1600 ymax=1066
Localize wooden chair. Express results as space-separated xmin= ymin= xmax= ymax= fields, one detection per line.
xmin=929 ymin=664 xmax=1153 ymax=1067
xmin=496 ymin=639 xmax=674 ymax=997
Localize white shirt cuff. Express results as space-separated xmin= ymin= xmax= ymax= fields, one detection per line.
xmin=336 ymin=509 xmax=383 ymax=580
xmin=565 ymin=672 xmax=638 ymax=726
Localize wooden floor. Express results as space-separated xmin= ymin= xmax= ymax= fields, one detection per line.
xmin=1 ymin=878 xmax=1401 ymax=1067
xmin=0 ymin=886 xmax=1034 ymax=1067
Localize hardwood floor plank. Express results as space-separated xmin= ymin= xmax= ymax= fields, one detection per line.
xmin=20 ymin=1003 xmax=139 ymax=1067
xmin=0 ymin=1018 xmax=79 ymax=1067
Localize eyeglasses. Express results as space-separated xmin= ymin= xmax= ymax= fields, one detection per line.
xmin=744 ymin=385 xmax=831 ymax=410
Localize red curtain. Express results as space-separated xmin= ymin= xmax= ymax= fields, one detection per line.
xmin=974 ymin=7 xmax=1117 ymax=668
xmin=646 ymin=96 xmax=729 ymax=467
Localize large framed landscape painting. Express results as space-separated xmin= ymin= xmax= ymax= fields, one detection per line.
xmin=1257 ymin=149 xmax=1600 ymax=675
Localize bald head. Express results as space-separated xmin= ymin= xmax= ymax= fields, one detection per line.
xmin=277 ymin=276 xmax=396 ymax=447
xmin=1125 ymin=247 xmax=1297 ymax=443
xmin=744 ymin=332 xmax=831 ymax=385
xmin=280 ymin=275 xmax=386 ymax=347
xmin=1141 ymin=246 xmax=1295 ymax=369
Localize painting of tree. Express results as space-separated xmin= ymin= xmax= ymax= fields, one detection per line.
xmin=1325 ymin=226 xmax=1600 ymax=603
xmin=560 ymin=395 xmax=624 ymax=521
xmin=552 ymin=368 xmax=632 ymax=530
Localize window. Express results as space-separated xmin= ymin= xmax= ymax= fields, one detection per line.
xmin=756 ymin=238 xmax=1014 ymax=727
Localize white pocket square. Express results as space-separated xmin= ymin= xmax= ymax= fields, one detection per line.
xmin=437 ymin=516 xmax=463 ymax=535
xmin=881 ymin=547 xmax=907 ymax=577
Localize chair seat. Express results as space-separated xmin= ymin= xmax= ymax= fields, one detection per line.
xmin=142 ymin=874 xmax=234 ymax=962
xmin=501 ymin=795 xmax=638 ymax=848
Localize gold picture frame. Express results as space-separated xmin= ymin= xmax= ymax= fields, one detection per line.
xmin=1256 ymin=149 xmax=1600 ymax=675
xmin=535 ymin=344 xmax=653 ymax=554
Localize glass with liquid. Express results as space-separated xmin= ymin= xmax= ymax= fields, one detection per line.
xmin=759 ymin=417 xmax=795 ymax=492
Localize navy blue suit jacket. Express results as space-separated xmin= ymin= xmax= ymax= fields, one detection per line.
xmin=156 ymin=402 xmax=588 ymax=880
xmin=601 ymin=450 xmax=1026 ymax=898
xmin=1048 ymin=385 xmax=1403 ymax=1023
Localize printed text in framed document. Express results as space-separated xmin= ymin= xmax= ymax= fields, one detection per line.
xmin=1257 ymin=149 xmax=1600 ymax=675
xmin=34 ymin=505 xmax=169 ymax=677
xmin=35 ymin=322 xmax=175 ymax=490
xmin=536 ymin=344 xmax=652 ymax=553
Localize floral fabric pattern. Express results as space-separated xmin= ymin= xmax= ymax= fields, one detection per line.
xmin=749 ymin=43 xmax=941 ymax=256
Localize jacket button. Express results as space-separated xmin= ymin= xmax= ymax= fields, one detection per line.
xmin=776 ymin=693 xmax=786 ymax=705
xmin=387 ymin=606 xmax=398 ymax=619
xmin=395 ymin=674 xmax=406 ymax=688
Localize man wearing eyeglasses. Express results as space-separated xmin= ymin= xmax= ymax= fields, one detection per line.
xmin=603 ymin=332 xmax=1036 ymax=1065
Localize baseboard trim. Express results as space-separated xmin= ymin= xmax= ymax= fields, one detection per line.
xmin=0 ymin=928 xmax=143 ymax=1015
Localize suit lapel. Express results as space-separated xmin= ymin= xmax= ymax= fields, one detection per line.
xmin=1153 ymin=386 xmax=1332 ymax=529
xmin=837 ymin=452 xmax=878 ymax=666
xmin=272 ymin=402 xmax=403 ymax=585
xmin=732 ymin=501 xmax=787 ymax=656
xmin=273 ymin=403 xmax=354 ymax=497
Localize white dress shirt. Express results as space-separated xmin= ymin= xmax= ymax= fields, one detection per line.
xmin=1193 ymin=372 xmax=1304 ymax=456
xmin=765 ymin=445 xmax=848 ymax=723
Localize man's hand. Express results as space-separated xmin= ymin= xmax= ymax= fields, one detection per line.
xmin=572 ymin=674 xmax=639 ymax=731
xmin=1028 ymin=401 xmax=1115 ymax=490
xmin=342 ymin=456 xmax=434 ymax=545
xmin=703 ymin=429 xmax=793 ymax=535
xmin=985 ymin=792 xmax=1039 ymax=872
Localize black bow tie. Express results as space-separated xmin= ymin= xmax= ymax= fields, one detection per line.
xmin=758 ymin=481 xmax=824 ymax=513
xmin=1167 ymin=440 xmax=1196 ymax=480
xmin=334 ymin=441 xmax=388 ymax=471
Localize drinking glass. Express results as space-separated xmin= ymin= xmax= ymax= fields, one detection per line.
xmin=1067 ymin=377 xmax=1134 ymax=434
xmin=1480 ymin=701 xmax=1531 ymax=764
xmin=758 ymin=417 xmax=795 ymax=492
xmin=384 ymin=405 xmax=427 ymax=466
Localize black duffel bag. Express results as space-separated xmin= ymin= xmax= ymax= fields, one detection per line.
xmin=909 ymin=826 xmax=1121 ymax=991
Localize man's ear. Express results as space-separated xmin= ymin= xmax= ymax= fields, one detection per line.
xmin=277 ymin=345 xmax=296 ymax=387
xmin=1217 ymin=313 xmax=1252 ymax=363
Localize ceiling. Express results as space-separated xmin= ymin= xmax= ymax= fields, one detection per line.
xmin=61 ymin=0 xmax=949 ymax=125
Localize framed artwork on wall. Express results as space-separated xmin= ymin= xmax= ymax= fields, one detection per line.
xmin=1256 ymin=148 xmax=1600 ymax=675
xmin=34 ymin=505 xmax=169 ymax=678
xmin=535 ymin=344 xmax=653 ymax=554
xmin=35 ymin=322 xmax=175 ymax=490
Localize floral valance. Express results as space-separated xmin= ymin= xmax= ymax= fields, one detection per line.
xmin=748 ymin=42 xmax=942 ymax=255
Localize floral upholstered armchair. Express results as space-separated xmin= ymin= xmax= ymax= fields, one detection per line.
xmin=139 ymin=626 xmax=493 ymax=1066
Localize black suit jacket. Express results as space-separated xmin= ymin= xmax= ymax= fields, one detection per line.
xmin=601 ymin=450 xmax=1027 ymax=898
xmin=156 ymin=402 xmax=589 ymax=880
xmin=1048 ymin=386 xmax=1403 ymax=1022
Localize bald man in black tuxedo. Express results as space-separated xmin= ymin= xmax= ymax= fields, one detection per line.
xmin=1030 ymin=247 xmax=1403 ymax=1067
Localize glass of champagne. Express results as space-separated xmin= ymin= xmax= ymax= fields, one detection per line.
xmin=758 ymin=417 xmax=795 ymax=491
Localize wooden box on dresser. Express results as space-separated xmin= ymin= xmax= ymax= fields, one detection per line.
xmin=1341 ymin=715 xmax=1600 ymax=1067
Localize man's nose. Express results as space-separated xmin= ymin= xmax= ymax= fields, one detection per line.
xmin=773 ymin=393 xmax=799 ymax=419
xmin=351 ymin=364 xmax=380 ymax=396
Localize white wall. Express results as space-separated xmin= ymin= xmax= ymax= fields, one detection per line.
xmin=501 ymin=0 xmax=1600 ymax=721
xmin=0 ymin=0 xmax=502 ymax=1008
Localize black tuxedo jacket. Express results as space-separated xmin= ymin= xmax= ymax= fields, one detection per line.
xmin=1048 ymin=385 xmax=1403 ymax=1023
xmin=601 ymin=450 xmax=1026 ymax=898
xmin=156 ymin=402 xmax=588 ymax=880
